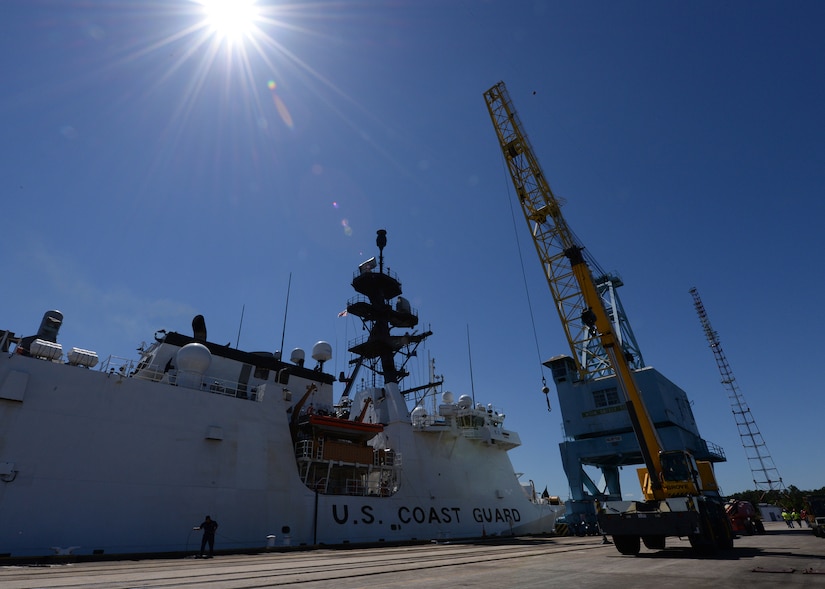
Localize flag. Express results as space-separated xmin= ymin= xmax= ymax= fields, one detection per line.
xmin=337 ymin=310 xmax=347 ymax=317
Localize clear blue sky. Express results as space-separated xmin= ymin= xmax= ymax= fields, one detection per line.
xmin=2 ymin=1 xmax=823 ymax=498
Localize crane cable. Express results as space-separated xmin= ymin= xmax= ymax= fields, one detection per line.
xmin=497 ymin=156 xmax=552 ymax=412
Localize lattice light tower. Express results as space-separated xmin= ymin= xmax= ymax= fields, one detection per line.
xmin=690 ymin=287 xmax=785 ymax=492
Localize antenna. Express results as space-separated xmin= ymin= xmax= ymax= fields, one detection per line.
xmin=467 ymin=324 xmax=476 ymax=404
xmin=235 ymin=304 xmax=245 ymax=348
xmin=279 ymin=273 xmax=292 ymax=358
xmin=376 ymin=229 xmax=387 ymax=273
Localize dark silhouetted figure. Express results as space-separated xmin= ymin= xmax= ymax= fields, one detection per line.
xmin=195 ymin=515 xmax=218 ymax=557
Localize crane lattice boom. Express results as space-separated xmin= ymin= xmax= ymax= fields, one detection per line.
xmin=483 ymin=81 xmax=643 ymax=380
xmin=690 ymin=287 xmax=784 ymax=492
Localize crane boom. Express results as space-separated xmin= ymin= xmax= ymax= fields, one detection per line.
xmin=483 ymin=82 xmax=643 ymax=380
xmin=565 ymin=246 xmax=665 ymax=494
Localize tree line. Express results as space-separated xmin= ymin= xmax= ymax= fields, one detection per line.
xmin=729 ymin=485 xmax=825 ymax=512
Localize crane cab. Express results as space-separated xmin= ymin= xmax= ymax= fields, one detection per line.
xmin=637 ymin=450 xmax=720 ymax=500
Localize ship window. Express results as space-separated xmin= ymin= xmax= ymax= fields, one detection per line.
xmin=593 ymin=387 xmax=619 ymax=408
xmin=254 ymin=366 xmax=270 ymax=380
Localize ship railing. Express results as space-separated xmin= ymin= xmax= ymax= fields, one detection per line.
xmin=374 ymin=449 xmax=400 ymax=467
xmin=347 ymin=334 xmax=370 ymax=351
xmin=201 ymin=378 xmax=264 ymax=401
xmin=346 ymin=294 xmax=420 ymax=321
xmin=351 ymin=266 xmax=400 ymax=284
xmin=99 ymin=356 xmax=140 ymax=376
xmin=295 ymin=440 xmax=314 ymax=459
xmin=698 ymin=439 xmax=726 ymax=462
xmin=346 ymin=479 xmax=365 ymax=496
xmin=97 ymin=356 xmax=264 ymax=401
xmin=415 ymin=414 xmax=451 ymax=428
xmin=345 ymin=294 xmax=369 ymax=310
xmin=364 ymin=479 xmax=395 ymax=496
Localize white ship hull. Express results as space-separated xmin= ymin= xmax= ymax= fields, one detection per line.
xmin=0 ymin=233 xmax=563 ymax=558
xmin=0 ymin=352 xmax=560 ymax=557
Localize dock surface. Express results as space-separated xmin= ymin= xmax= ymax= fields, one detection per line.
xmin=1 ymin=522 xmax=822 ymax=588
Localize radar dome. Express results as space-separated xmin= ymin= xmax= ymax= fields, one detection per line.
xmin=411 ymin=405 xmax=427 ymax=426
xmin=311 ymin=341 xmax=332 ymax=363
xmin=442 ymin=391 xmax=455 ymax=404
xmin=457 ymin=395 xmax=472 ymax=409
xmin=176 ymin=343 xmax=211 ymax=374
xmin=290 ymin=348 xmax=305 ymax=366
xmin=396 ymin=296 xmax=411 ymax=314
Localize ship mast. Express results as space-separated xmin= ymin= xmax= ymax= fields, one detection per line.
xmin=345 ymin=230 xmax=431 ymax=386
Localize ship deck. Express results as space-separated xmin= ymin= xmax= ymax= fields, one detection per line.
xmin=0 ymin=521 xmax=821 ymax=588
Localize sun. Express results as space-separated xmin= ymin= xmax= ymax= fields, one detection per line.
xmin=198 ymin=0 xmax=260 ymax=42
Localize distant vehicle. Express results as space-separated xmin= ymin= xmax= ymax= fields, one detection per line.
xmin=725 ymin=500 xmax=764 ymax=535
xmin=805 ymin=496 xmax=825 ymax=538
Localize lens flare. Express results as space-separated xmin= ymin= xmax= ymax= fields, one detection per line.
xmin=199 ymin=0 xmax=259 ymax=42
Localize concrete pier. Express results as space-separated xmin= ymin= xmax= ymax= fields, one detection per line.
xmin=1 ymin=522 xmax=821 ymax=589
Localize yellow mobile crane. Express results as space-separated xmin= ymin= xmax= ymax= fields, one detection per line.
xmin=483 ymin=81 xmax=733 ymax=555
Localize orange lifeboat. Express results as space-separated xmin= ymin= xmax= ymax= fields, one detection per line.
xmin=305 ymin=413 xmax=383 ymax=441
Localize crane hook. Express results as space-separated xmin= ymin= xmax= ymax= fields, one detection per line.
xmin=541 ymin=376 xmax=551 ymax=412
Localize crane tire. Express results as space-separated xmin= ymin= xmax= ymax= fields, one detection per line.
xmin=612 ymin=535 xmax=641 ymax=556
xmin=642 ymin=535 xmax=665 ymax=550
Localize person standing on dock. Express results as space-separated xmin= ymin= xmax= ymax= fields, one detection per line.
xmin=781 ymin=509 xmax=793 ymax=528
xmin=194 ymin=515 xmax=219 ymax=557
